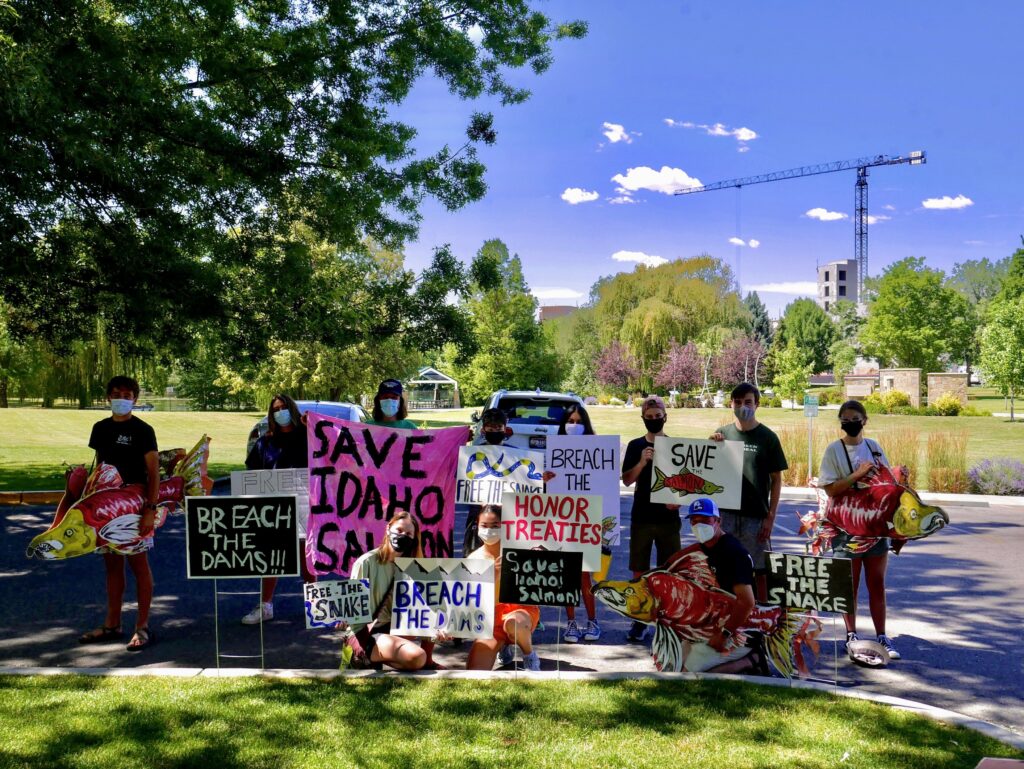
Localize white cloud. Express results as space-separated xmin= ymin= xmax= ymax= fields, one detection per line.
xmin=602 ymin=122 xmax=638 ymax=144
xmin=665 ymin=118 xmax=759 ymax=150
xmin=561 ymin=187 xmax=600 ymax=205
xmin=728 ymin=237 xmax=746 ymax=246
xmin=611 ymin=166 xmax=702 ymax=195
xmin=922 ymin=194 xmax=974 ymax=210
xmin=805 ymin=207 xmax=849 ymax=222
xmin=748 ymin=239 xmax=760 ymax=249
xmin=883 ymin=204 xmax=896 ymax=211
xmin=744 ymin=281 xmax=818 ymax=295
xmin=964 ymin=239 xmax=988 ymax=246
xmin=532 ymin=287 xmax=585 ymax=301
xmin=611 ymin=250 xmax=668 ymax=267
xmin=608 ymin=196 xmax=638 ymax=205
xmin=866 ymin=215 xmax=891 ymax=225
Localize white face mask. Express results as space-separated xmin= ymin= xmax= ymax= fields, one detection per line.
xmin=273 ymin=409 xmax=292 ymax=427
xmin=692 ymin=523 xmax=717 ymax=544
xmin=380 ymin=398 xmax=400 ymax=417
xmin=111 ymin=399 xmax=134 ymax=416
xmin=564 ymin=423 xmax=586 ymax=436
xmin=477 ymin=526 xmax=501 ymax=545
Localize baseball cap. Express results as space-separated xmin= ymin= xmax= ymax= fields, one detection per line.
xmin=377 ymin=379 xmax=403 ymax=396
xmin=686 ymin=498 xmax=721 ymax=519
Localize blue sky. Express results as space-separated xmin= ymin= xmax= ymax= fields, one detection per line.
xmin=399 ymin=1 xmax=1023 ymax=316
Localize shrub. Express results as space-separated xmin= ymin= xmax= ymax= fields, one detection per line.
xmin=597 ymin=394 xmax=611 ymax=406
xmin=926 ymin=431 xmax=969 ymax=492
xmin=608 ymin=396 xmax=625 ymax=406
xmin=930 ymin=393 xmax=963 ymax=416
xmin=815 ymin=388 xmax=842 ymax=407
xmin=583 ymin=396 xmax=598 ymax=406
xmin=862 ymin=393 xmax=885 ymax=414
xmin=765 ymin=395 xmax=782 ymax=408
xmin=960 ymin=405 xmax=992 ymax=417
xmin=969 ymin=459 xmax=1024 ymax=496
xmin=881 ymin=390 xmax=912 ymax=411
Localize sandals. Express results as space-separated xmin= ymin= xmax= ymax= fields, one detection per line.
xmin=126 ymin=627 xmax=156 ymax=652
xmin=79 ymin=626 xmax=124 ymax=644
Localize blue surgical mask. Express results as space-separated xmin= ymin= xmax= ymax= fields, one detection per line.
xmin=273 ymin=409 xmax=292 ymax=427
xmin=564 ymin=423 xmax=586 ymax=436
xmin=111 ymin=399 xmax=134 ymax=416
xmin=734 ymin=405 xmax=755 ymax=423
xmin=380 ymin=399 xmax=400 ymax=417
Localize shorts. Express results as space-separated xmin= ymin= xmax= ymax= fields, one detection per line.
xmin=493 ymin=603 xmax=541 ymax=645
xmin=629 ymin=521 xmax=682 ymax=572
xmin=719 ymin=511 xmax=768 ymax=571
xmin=832 ymin=533 xmax=889 ymax=558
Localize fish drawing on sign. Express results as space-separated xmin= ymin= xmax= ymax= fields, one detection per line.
xmin=26 ymin=435 xmax=212 ymax=560
xmin=651 ymin=466 xmax=725 ymax=497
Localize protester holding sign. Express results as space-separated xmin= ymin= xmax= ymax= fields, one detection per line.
xmin=240 ymin=393 xmax=313 ymax=625
xmin=710 ymin=383 xmax=788 ymax=601
xmin=463 ymin=407 xmax=513 ymax=556
xmin=367 ymin=378 xmax=418 ymax=430
xmin=621 ymin=395 xmax=681 ymax=643
xmin=466 ymin=506 xmax=541 ymax=671
xmin=818 ymin=400 xmax=901 ymax=660
xmin=345 ymin=512 xmax=439 ymax=670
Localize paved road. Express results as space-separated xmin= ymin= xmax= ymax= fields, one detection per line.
xmin=2 ymin=494 xmax=1022 ymax=735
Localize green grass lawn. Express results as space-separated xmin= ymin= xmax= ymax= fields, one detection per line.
xmin=0 ymin=676 xmax=1019 ymax=769
xmin=0 ymin=405 xmax=1021 ymax=491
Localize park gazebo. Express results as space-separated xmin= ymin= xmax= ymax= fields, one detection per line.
xmin=406 ymin=367 xmax=460 ymax=410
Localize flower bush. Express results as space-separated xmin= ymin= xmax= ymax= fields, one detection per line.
xmin=968 ymin=459 xmax=1024 ymax=496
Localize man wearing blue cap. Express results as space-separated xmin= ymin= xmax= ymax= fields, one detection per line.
xmin=680 ymin=497 xmax=758 ymax=672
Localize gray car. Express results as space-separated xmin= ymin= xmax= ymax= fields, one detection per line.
xmin=246 ymin=400 xmax=367 ymax=456
xmin=471 ymin=389 xmax=583 ymax=451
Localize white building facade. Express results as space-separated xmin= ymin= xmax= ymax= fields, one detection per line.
xmin=816 ymin=259 xmax=859 ymax=312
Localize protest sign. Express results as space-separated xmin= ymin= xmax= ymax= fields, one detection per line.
xmin=455 ymin=445 xmax=544 ymax=505
xmin=545 ymin=435 xmax=621 ymax=546
xmin=650 ymin=437 xmax=743 ymax=508
xmin=765 ymin=551 xmax=854 ymax=613
xmin=498 ymin=548 xmax=582 ymax=607
xmin=303 ymin=579 xmax=372 ymax=629
xmin=306 ymin=416 xmax=466 ymax=576
xmin=185 ymin=496 xmax=299 ymax=579
xmin=232 ymin=468 xmax=309 ymax=534
xmin=499 ymin=491 xmax=602 ymax=571
xmin=390 ymin=558 xmax=494 ymax=640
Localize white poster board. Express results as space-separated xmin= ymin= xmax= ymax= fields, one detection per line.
xmin=390 ymin=558 xmax=495 ymax=640
xmin=499 ymin=491 xmax=603 ymax=571
xmin=455 ymin=445 xmax=545 ymax=505
xmin=545 ymin=434 xmax=621 ymax=546
xmin=303 ymin=579 xmax=372 ymax=629
xmin=649 ymin=437 xmax=744 ymax=509
xmin=231 ymin=468 xmax=310 ymax=536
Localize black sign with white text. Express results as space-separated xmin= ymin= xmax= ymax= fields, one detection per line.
xmin=185 ymin=496 xmax=300 ymax=579
xmin=498 ymin=548 xmax=583 ymax=607
xmin=765 ymin=551 xmax=854 ymax=613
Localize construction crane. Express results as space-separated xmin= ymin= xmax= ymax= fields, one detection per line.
xmin=674 ymin=151 xmax=927 ymax=288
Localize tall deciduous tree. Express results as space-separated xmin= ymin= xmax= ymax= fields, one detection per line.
xmin=712 ymin=335 xmax=766 ymax=390
xmin=949 ymin=257 xmax=1010 ymax=305
xmin=979 ymin=297 xmax=1024 ymax=421
xmin=595 ymin=340 xmax=639 ymax=394
xmin=0 ymin=1 xmax=585 ymax=355
xmin=773 ymin=340 xmax=813 ymax=410
xmin=654 ymin=340 xmax=702 ymax=393
xmin=776 ymin=299 xmax=835 ymax=374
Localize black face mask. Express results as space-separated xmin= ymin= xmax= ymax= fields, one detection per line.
xmin=841 ymin=420 xmax=864 ymax=437
xmin=643 ymin=417 xmax=665 ymax=434
xmin=388 ymin=532 xmax=415 ymax=555
xmin=483 ymin=430 xmax=505 ymax=445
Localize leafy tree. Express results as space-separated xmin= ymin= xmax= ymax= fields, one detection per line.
xmin=994 ymin=244 xmax=1024 ymax=304
xmin=555 ymin=308 xmax=600 ymax=396
xmin=776 ymin=299 xmax=835 ymax=374
xmin=654 ymin=340 xmax=703 ymax=393
xmin=827 ymin=300 xmax=864 ymax=346
xmin=829 ymin=340 xmax=859 ymax=388
xmin=949 ymin=257 xmax=1010 ymax=305
xmin=860 ymin=257 xmax=977 ymax=373
xmin=743 ymin=292 xmax=773 ymax=347
xmin=712 ymin=335 xmax=766 ymax=390
xmin=1 ymin=1 xmax=585 ymax=355
xmin=979 ymin=297 xmax=1024 ymax=421
xmin=594 ymin=340 xmax=639 ymax=395
xmin=773 ymin=341 xmax=813 ymax=410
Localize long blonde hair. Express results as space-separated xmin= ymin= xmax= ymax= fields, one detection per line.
xmin=375 ymin=511 xmax=424 ymax=564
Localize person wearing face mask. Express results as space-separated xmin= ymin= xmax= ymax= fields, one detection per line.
xmin=621 ymin=395 xmax=683 ymax=643
xmin=818 ymin=400 xmax=901 ymax=661
xmin=367 ymin=379 xmax=418 ymax=429
xmin=462 ymin=408 xmax=513 ymax=557
xmin=466 ymin=506 xmax=542 ymax=671
xmin=66 ymin=376 xmax=160 ymax=651
xmin=240 ymin=393 xmax=314 ymax=625
xmin=345 ymin=512 xmax=440 ymax=670
xmin=709 ymin=382 xmax=788 ymax=602
xmin=678 ymin=497 xmax=758 ymax=673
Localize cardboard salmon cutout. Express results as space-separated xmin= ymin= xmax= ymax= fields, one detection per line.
xmin=26 ymin=435 xmax=211 ymax=560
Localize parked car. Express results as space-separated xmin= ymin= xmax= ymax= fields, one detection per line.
xmin=471 ymin=389 xmax=584 ymax=451
xmin=246 ymin=400 xmax=367 ymax=456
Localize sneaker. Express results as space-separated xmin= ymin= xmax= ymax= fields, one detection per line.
xmin=877 ymin=634 xmax=901 ymax=660
xmin=626 ymin=621 xmax=646 ymax=643
xmin=521 ymin=650 xmax=541 ymax=671
xmin=582 ymin=620 xmax=602 ymax=642
xmin=563 ymin=620 xmax=581 ymax=644
xmin=241 ymin=602 xmax=273 ymax=625
xmin=497 ymin=644 xmax=516 ymax=666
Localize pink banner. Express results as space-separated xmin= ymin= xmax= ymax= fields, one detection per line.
xmin=306 ymin=415 xmax=467 ymax=576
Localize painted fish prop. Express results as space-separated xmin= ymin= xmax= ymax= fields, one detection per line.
xmin=801 ymin=465 xmax=949 ymax=555
xmin=26 ymin=435 xmax=212 ymax=560
xmin=651 ymin=466 xmax=724 ymax=497
xmin=594 ymin=546 xmax=805 ymax=676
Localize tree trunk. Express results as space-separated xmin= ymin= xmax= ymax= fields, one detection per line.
xmin=0 ymin=375 xmax=7 ymax=408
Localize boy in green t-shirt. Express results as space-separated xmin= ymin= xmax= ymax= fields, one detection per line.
xmin=710 ymin=382 xmax=788 ymax=601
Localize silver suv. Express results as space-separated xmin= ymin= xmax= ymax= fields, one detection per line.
xmin=471 ymin=389 xmax=583 ymax=450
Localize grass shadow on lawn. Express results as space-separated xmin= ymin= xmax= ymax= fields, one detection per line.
xmin=1 ymin=676 xmax=1020 ymax=769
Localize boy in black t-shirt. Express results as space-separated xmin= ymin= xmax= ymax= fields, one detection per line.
xmin=69 ymin=376 xmax=160 ymax=651
xmin=621 ymin=395 xmax=681 ymax=642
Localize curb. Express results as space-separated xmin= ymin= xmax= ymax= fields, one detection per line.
xmin=3 ymin=666 xmax=1021 ymax=749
